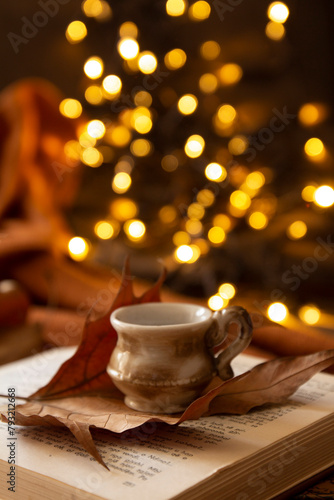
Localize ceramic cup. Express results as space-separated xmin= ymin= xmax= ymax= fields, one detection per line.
xmin=108 ymin=302 xmax=253 ymax=414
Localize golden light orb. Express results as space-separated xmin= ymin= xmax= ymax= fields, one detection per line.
xmin=112 ymin=172 xmax=132 ymax=193
xmin=205 ymin=162 xmax=227 ymax=182
xmin=174 ymin=245 xmax=194 ymax=263
xmin=84 ymin=56 xmax=104 ymax=79
xmin=200 ymin=40 xmax=220 ymax=60
xmin=267 ymin=2 xmax=289 ymax=23
xmin=248 ymin=212 xmax=268 ymax=230
xmin=117 ymin=37 xmax=139 ymax=60
xmin=188 ymin=1 xmax=211 ymax=21
xmin=102 ymin=75 xmax=122 ymax=96
xmin=85 ymin=85 xmax=104 ymax=105
xmin=298 ymin=305 xmax=321 ymax=325
xmin=230 ymin=190 xmax=251 ymax=210
xmin=119 ymin=22 xmax=138 ymax=39
xmin=124 ymin=219 xmax=146 ymax=241
xmin=208 ymin=226 xmax=226 ymax=245
xmin=82 ymin=147 xmax=103 ymax=167
xmin=313 ymin=185 xmax=334 ymax=207
xmin=217 ymin=63 xmax=243 ymax=86
xmin=164 ymin=48 xmax=187 ymax=70
xmin=166 ymin=0 xmax=187 ymax=17
xmin=304 ymin=137 xmax=325 ymax=158
xmin=110 ymin=198 xmax=138 ymax=221
xmin=66 ymin=20 xmax=87 ymax=43
xmin=138 ymin=52 xmax=158 ymax=74
xmin=173 ymin=231 xmax=191 ymax=246
xmin=130 ymin=138 xmax=152 ymax=157
xmin=218 ymin=283 xmax=236 ymax=299
xmin=94 ymin=221 xmax=115 ymax=240
xmin=68 ymin=237 xmax=89 ymax=261
xmin=59 ymin=98 xmax=82 ymax=119
xmin=301 ymin=185 xmax=317 ymax=203
xmin=177 ymin=94 xmax=198 ymax=115
xmin=184 ymin=134 xmax=205 ymax=158
xmin=267 ymin=302 xmax=288 ymax=322
xmin=287 ymin=221 xmax=307 ymax=240
xmin=217 ymin=104 xmax=237 ymax=125
xmin=208 ymin=294 xmax=227 ymax=311
xmin=87 ymin=119 xmax=106 ymax=139
xmin=199 ymin=73 xmax=218 ymax=93
xmin=265 ymin=21 xmax=285 ymax=41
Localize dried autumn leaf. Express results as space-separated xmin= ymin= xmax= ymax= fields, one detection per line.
xmin=180 ymin=349 xmax=334 ymax=419
xmin=31 ymin=259 xmax=167 ymax=400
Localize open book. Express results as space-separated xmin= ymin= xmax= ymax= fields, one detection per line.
xmin=0 ymin=347 xmax=333 ymax=500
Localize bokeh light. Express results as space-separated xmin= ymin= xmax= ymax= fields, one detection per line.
xmin=267 ymin=302 xmax=288 ymax=322
xmin=68 ymin=237 xmax=89 ymax=261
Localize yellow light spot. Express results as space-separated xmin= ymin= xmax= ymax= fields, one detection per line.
xmin=267 ymin=2 xmax=289 ymax=23
xmin=161 ymin=154 xmax=178 ymax=172
xmin=159 ymin=205 xmax=178 ymax=224
xmin=313 ymin=185 xmax=334 ymax=207
xmin=102 ymin=75 xmax=122 ymax=96
xmin=117 ymin=38 xmax=139 ymax=60
xmin=197 ymin=189 xmax=215 ymax=207
xmin=304 ymin=137 xmax=324 ymax=158
xmin=200 ymin=40 xmax=220 ymax=60
xmin=84 ymin=56 xmax=104 ymax=79
xmin=248 ymin=212 xmax=268 ymax=230
xmin=119 ymin=22 xmax=138 ymax=39
xmin=82 ymin=147 xmax=103 ymax=167
xmin=205 ymin=162 xmax=227 ymax=182
xmin=184 ymin=134 xmax=205 ymax=158
xmin=208 ymin=294 xmax=227 ymax=311
xmin=208 ymin=226 xmax=226 ymax=245
xmin=166 ymin=0 xmax=186 ymax=17
xmin=164 ymin=48 xmax=187 ymax=70
xmin=298 ymin=305 xmax=320 ymax=325
xmin=133 ymin=115 xmax=152 ymax=134
xmin=265 ymin=21 xmax=285 ymax=40
xmin=187 ymin=203 xmax=205 ymax=219
xmin=59 ymin=99 xmax=82 ymax=119
xmin=130 ymin=138 xmax=152 ymax=157
xmin=199 ymin=73 xmax=218 ymax=93
xmin=138 ymin=52 xmax=157 ymax=74
xmin=301 ymin=185 xmax=316 ymax=202
xmin=110 ymin=198 xmax=138 ymax=221
xmin=177 ymin=94 xmax=198 ymax=115
xmin=217 ymin=63 xmax=243 ymax=86
xmin=105 ymin=125 xmax=132 ymax=147
xmin=124 ymin=219 xmax=146 ymax=241
xmin=112 ymin=172 xmax=132 ymax=194
xmin=87 ymin=119 xmax=106 ymax=139
xmin=218 ymin=283 xmax=236 ymax=299
xmin=228 ymin=136 xmax=248 ymax=155
xmin=68 ymin=237 xmax=89 ymax=261
xmin=230 ymin=190 xmax=251 ymax=210
xmin=217 ymin=104 xmax=237 ymax=125
xmin=213 ymin=214 xmax=232 ymax=231
xmin=287 ymin=221 xmax=307 ymax=240
xmin=189 ymin=1 xmax=211 ymax=20
xmin=174 ymin=245 xmax=194 ymax=263
xmin=298 ymin=103 xmax=327 ymax=127
xmin=66 ymin=20 xmax=87 ymax=43
xmin=245 ymin=171 xmax=266 ymax=189
xmin=267 ymin=302 xmax=288 ymax=323
xmin=85 ymin=85 xmax=104 ymax=105
xmin=173 ymin=231 xmax=191 ymax=246
xmin=134 ymin=91 xmax=152 ymax=107
xmin=185 ymin=219 xmax=202 ymax=235
xmin=94 ymin=221 xmax=115 ymax=240
xmin=188 ymin=244 xmax=201 ymax=263
xmin=82 ymin=0 xmax=103 ymax=17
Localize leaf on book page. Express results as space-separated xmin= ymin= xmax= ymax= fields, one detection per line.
xmin=8 ymin=395 xmax=183 ymax=469
xmin=31 ymin=259 xmax=167 ymax=400
xmin=180 ymin=349 xmax=334 ymax=419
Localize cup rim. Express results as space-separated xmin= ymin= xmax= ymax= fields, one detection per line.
xmin=110 ymin=302 xmax=212 ymax=330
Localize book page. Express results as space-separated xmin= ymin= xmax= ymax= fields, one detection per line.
xmin=0 ymin=348 xmax=333 ymax=500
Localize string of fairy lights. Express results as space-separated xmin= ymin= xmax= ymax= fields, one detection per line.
xmin=60 ymin=0 xmax=334 ymax=328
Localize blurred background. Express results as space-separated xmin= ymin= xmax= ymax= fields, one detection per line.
xmin=1 ymin=0 xmax=334 ymax=329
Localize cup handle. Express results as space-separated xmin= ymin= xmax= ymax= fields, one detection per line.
xmin=205 ymin=306 xmax=253 ymax=380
